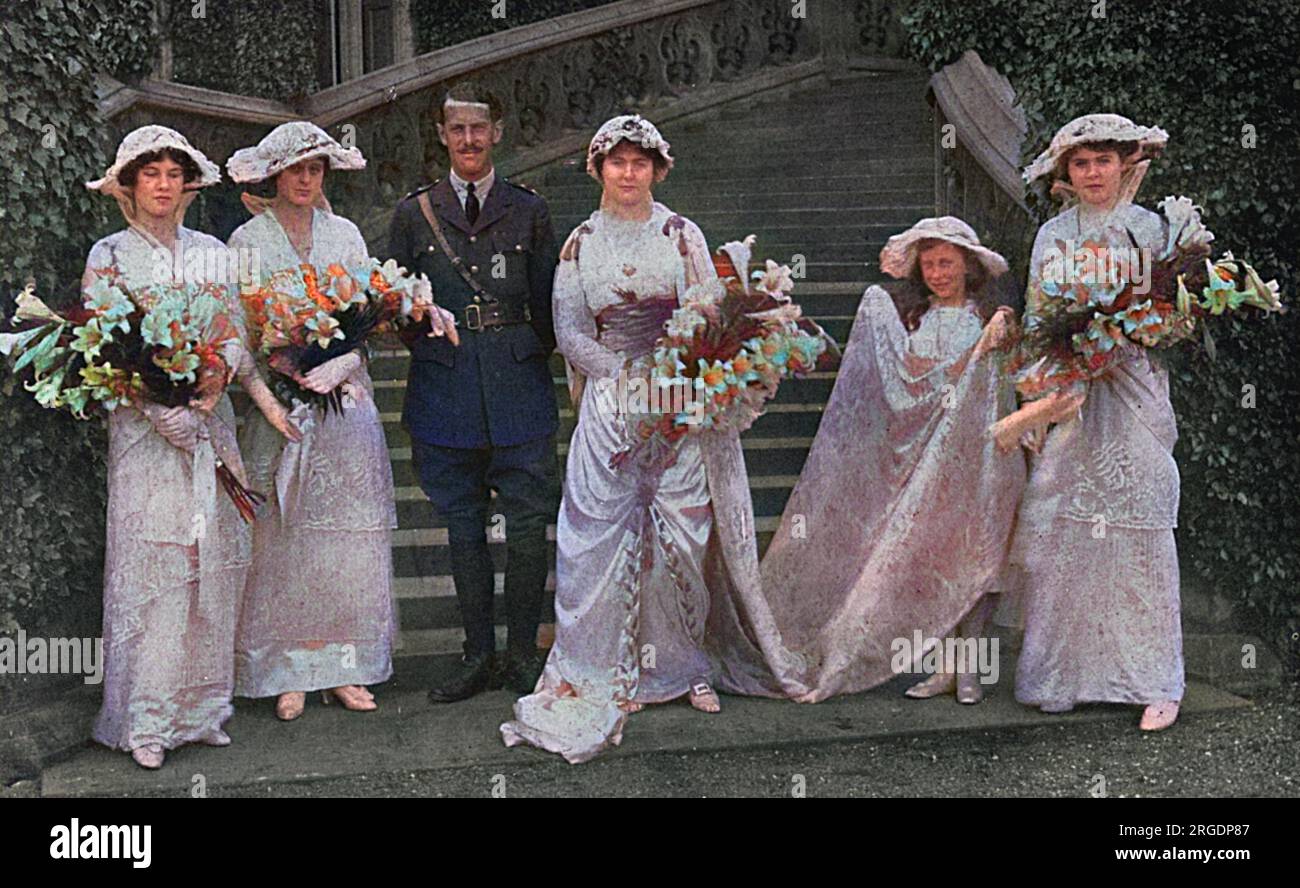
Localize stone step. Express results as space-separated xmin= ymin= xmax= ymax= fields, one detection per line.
xmin=671 ymin=113 xmax=930 ymax=137
xmin=544 ymin=227 xmax=914 ymax=262
xmin=543 ymin=152 xmax=931 ymax=183
xmin=533 ymin=174 xmax=935 ymax=199
xmin=387 ymin=517 xmax=783 ymax=561
xmin=702 ymin=75 xmax=931 ymax=107
xmin=390 ymin=513 xmax=789 ymax=634
xmin=382 ymin=429 xmax=820 ymax=472
xmin=385 ymin=439 xmax=819 ymax=490
xmin=563 ymin=136 xmax=933 ymax=165
xmin=542 ymin=155 xmax=933 ymax=180
xmin=392 ymin=489 xmax=798 ymax=535
xmin=384 ymin=437 xmax=819 ymax=492
xmin=652 ymin=97 xmax=934 ymax=129
xmin=546 ymin=196 xmax=932 ymax=218
xmin=366 ymin=320 xmax=864 ymax=381
xmin=381 ymin=426 xmax=828 ymax=491
xmin=540 ymin=220 xmax=927 ymax=243
xmin=33 ymin=667 xmax=1254 ymax=797
xmin=369 ymin=368 xmax=846 ymax=413
xmin=544 ymin=200 xmax=932 ymax=222
xmin=381 ymin=406 xmax=827 ymax=452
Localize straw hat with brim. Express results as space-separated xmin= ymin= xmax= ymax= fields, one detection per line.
xmin=1023 ymin=113 xmax=1168 ymax=185
xmin=86 ymin=125 xmax=222 ymax=194
xmin=879 ymin=216 xmax=1008 ymax=279
xmin=226 ymin=121 xmax=365 ymax=184
xmin=586 ymin=114 xmax=674 ymax=183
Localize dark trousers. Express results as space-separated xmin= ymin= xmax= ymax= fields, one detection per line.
xmin=411 ymin=434 xmax=558 ymax=659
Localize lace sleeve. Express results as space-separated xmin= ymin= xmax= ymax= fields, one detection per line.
xmin=554 ymin=226 xmax=624 ymax=380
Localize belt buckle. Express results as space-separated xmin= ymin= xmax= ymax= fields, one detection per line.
xmin=465 ymin=303 xmax=483 ymax=331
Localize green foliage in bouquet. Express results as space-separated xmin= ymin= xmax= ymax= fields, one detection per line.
xmin=902 ymin=0 xmax=1300 ymax=668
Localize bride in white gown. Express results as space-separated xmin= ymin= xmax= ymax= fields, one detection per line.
xmin=501 ymin=116 xmax=806 ymax=763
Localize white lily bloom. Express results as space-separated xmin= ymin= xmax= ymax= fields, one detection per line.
xmin=14 ymin=286 xmax=61 ymax=323
xmin=755 ymin=259 xmax=795 ymax=298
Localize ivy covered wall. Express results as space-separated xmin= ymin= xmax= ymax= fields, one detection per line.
xmin=0 ymin=0 xmax=158 ymax=710
xmin=170 ymin=0 xmax=324 ymax=100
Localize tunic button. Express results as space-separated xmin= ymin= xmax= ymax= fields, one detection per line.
xmin=470 ymin=265 xmax=479 ymax=273
xmin=515 ymin=244 xmax=523 ymax=251
xmin=469 ymin=235 xmax=477 ymax=243
xmin=428 ymin=245 xmax=435 ymax=252
xmin=473 ymin=295 xmax=482 ymax=303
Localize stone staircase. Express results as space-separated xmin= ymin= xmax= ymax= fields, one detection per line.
xmin=380 ymin=71 xmax=936 ymax=655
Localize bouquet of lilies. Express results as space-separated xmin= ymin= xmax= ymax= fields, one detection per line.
xmin=610 ymin=235 xmax=833 ymax=471
xmin=241 ymin=258 xmax=426 ymax=413
xmin=1 ymin=276 xmax=240 ymax=416
xmin=1012 ymin=196 xmax=1283 ymax=399
xmin=1 ymin=274 xmax=263 ymax=519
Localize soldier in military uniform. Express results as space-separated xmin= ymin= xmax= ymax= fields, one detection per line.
xmin=387 ymin=82 xmax=560 ymax=701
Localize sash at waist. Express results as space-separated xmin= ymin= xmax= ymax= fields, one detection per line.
xmin=595 ymin=294 xmax=677 ymax=357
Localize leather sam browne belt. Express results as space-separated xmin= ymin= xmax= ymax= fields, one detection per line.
xmin=462 ymin=301 xmax=531 ymax=332
xmin=415 ymin=189 xmax=532 ymax=333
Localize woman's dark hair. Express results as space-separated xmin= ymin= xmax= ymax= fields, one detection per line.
xmin=117 ymin=147 xmax=202 ymax=188
xmin=593 ymin=142 xmax=669 ymax=180
xmin=1054 ymin=139 xmax=1140 ymax=182
xmin=887 ymin=238 xmax=999 ymax=332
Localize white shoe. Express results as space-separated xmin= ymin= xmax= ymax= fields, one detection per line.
xmin=1139 ymin=700 xmax=1180 ymax=731
xmin=131 ymin=744 xmax=165 ymax=769
xmin=904 ymin=672 xmax=956 ymax=699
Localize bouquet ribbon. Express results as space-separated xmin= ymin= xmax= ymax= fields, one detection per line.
xmin=274 ymin=401 xmax=319 ymax=526
xmin=192 ymin=412 xmax=249 ymax=609
xmin=192 ymin=431 xmax=221 ymax=610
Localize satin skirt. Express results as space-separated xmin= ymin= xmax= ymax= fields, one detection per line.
xmin=502 ymin=376 xmax=715 ymax=763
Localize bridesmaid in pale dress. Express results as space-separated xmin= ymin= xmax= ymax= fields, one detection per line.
xmin=995 ymin=113 xmax=1184 ymax=731
xmin=501 ymin=116 xmax=806 ymax=763
xmin=760 ymin=217 xmax=1025 ymax=705
xmin=84 ymin=126 xmax=297 ymax=769
xmin=226 ymin=122 xmax=398 ymax=721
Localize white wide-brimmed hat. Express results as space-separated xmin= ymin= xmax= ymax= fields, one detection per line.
xmin=86 ymin=125 xmax=222 ymax=193
xmin=1022 ymin=113 xmax=1168 ymax=184
xmin=226 ymin=121 xmax=365 ymax=184
xmin=586 ymin=114 xmax=674 ymax=182
xmin=879 ymin=216 xmax=1008 ymax=279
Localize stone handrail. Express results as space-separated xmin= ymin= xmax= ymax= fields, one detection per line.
xmin=927 ymin=50 xmax=1033 ymax=299
xmin=928 ymin=49 xmax=1027 ymax=209
xmin=304 ymin=0 xmax=720 ymax=126
xmin=95 ymin=73 xmax=296 ymax=126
